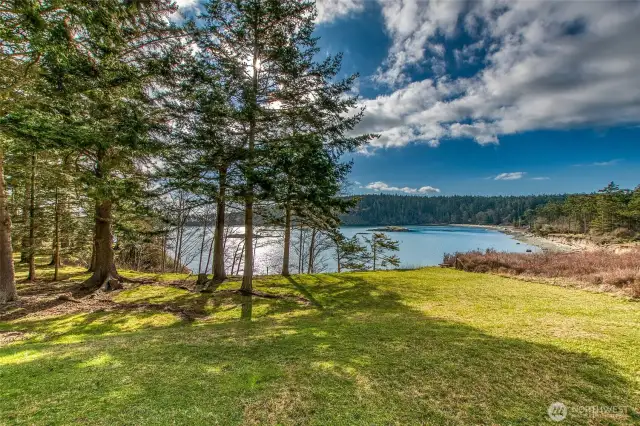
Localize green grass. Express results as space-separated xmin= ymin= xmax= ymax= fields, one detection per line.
xmin=1 ymin=265 xmax=639 ymax=425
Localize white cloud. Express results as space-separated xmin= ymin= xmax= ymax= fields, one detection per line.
xmin=417 ymin=185 xmax=440 ymax=194
xmin=354 ymin=1 xmax=640 ymax=149
xmin=531 ymin=177 xmax=550 ymax=181
xmin=593 ymin=159 xmax=621 ymax=166
xmin=494 ymin=172 xmax=526 ymax=181
xmin=316 ymin=0 xmax=364 ymax=23
xmin=574 ymin=159 xmax=623 ymax=167
xmin=375 ymin=0 xmax=464 ymax=85
xmin=364 ymin=181 xmax=440 ymax=194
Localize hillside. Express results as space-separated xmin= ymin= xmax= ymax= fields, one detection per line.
xmin=341 ymin=194 xmax=565 ymax=226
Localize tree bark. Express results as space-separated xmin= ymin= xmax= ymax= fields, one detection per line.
xmin=26 ymin=152 xmax=36 ymax=282
xmin=298 ymin=225 xmax=304 ymax=273
xmin=52 ymin=187 xmax=61 ymax=281
xmin=0 ymin=149 xmax=17 ymax=303
xmin=161 ymin=232 xmax=166 ymax=273
xmin=82 ymin=199 xmax=119 ymax=290
xmin=19 ymin=177 xmax=30 ymax=263
xmin=213 ymin=168 xmax=227 ymax=282
xmin=237 ymin=241 xmax=245 ymax=276
xmin=307 ymin=228 xmax=316 ymax=274
xmin=372 ymin=241 xmax=377 ymax=271
xmin=281 ymin=205 xmax=291 ymax=276
xmin=197 ymin=214 xmax=208 ymax=274
xmin=88 ymin=220 xmax=97 ymax=272
xmin=83 ymin=150 xmax=119 ymax=291
xmin=231 ymin=242 xmax=240 ymax=276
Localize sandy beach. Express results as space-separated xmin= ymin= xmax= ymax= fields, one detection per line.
xmin=453 ymin=224 xmax=578 ymax=252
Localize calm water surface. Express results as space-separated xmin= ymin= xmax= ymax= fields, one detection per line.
xmin=179 ymin=225 xmax=539 ymax=275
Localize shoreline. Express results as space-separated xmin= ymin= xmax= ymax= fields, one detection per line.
xmin=452 ymin=224 xmax=578 ymax=252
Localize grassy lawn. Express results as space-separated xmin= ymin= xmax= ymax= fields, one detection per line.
xmin=1 ymin=263 xmax=639 ymax=425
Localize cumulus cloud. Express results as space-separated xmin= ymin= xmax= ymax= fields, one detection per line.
xmin=316 ymin=0 xmax=364 ymax=23
xmin=494 ymin=172 xmax=526 ymax=181
xmin=364 ymin=181 xmax=440 ymax=194
xmin=355 ymin=0 xmax=640 ymax=149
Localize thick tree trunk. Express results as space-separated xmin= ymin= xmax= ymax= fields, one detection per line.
xmin=0 ymin=149 xmax=17 ymax=303
xmin=307 ymin=228 xmax=316 ymax=274
xmin=27 ymin=152 xmax=36 ymax=282
xmin=83 ymin=200 xmax=119 ymax=291
xmin=213 ymin=168 xmax=227 ymax=282
xmin=281 ymin=206 xmax=291 ymax=276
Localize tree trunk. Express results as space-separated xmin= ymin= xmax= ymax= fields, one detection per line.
xmin=26 ymin=152 xmax=36 ymax=282
xmin=88 ymin=220 xmax=97 ymax=272
xmin=241 ymin=37 xmax=260 ymax=294
xmin=0 ymin=149 xmax=17 ymax=303
xmin=372 ymin=241 xmax=377 ymax=271
xmin=52 ymin=187 xmax=61 ymax=281
xmin=336 ymin=242 xmax=341 ymax=273
xmin=213 ymin=168 xmax=227 ymax=282
xmin=83 ymin=199 xmax=119 ymax=290
xmin=307 ymin=228 xmax=316 ymax=274
xmin=161 ymin=232 xmax=166 ymax=273
xmin=197 ymin=214 xmax=208 ymax=274
xmin=298 ymin=225 xmax=304 ymax=273
xmin=236 ymin=241 xmax=245 ymax=276
xmin=19 ymin=177 xmax=30 ymax=263
xmin=281 ymin=206 xmax=291 ymax=276
xmin=204 ymin=220 xmax=214 ymax=275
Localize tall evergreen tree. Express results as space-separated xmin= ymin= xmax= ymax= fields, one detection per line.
xmin=198 ymin=0 xmax=372 ymax=291
xmin=3 ymin=0 xmax=183 ymax=291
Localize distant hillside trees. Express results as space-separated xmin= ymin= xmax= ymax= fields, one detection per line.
xmin=342 ymin=194 xmax=565 ymax=226
xmin=533 ymin=182 xmax=640 ymax=238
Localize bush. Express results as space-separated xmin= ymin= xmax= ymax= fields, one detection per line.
xmin=445 ymin=248 xmax=640 ymax=298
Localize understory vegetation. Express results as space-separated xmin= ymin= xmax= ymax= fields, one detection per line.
xmin=444 ymin=248 xmax=640 ymax=298
xmin=1 ymin=261 xmax=639 ymax=425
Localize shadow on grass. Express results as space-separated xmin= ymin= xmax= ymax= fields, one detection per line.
xmin=284 ymin=276 xmax=324 ymax=309
xmin=0 ymin=271 xmax=637 ymax=424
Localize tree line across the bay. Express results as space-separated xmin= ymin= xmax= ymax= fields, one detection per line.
xmin=342 ymin=183 xmax=640 ymax=241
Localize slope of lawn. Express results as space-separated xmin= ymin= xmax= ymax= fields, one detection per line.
xmin=1 ymin=263 xmax=639 ymax=425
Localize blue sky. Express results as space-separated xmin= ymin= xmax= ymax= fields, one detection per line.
xmin=178 ymin=0 xmax=640 ymax=196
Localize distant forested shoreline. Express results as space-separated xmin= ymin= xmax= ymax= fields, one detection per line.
xmin=340 ymin=194 xmax=566 ymax=226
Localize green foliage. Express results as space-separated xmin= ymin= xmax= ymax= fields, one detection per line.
xmin=332 ymin=233 xmax=369 ymax=271
xmin=363 ymin=232 xmax=400 ymax=271
xmin=532 ymin=182 xmax=639 ymax=238
xmin=342 ymin=194 xmax=565 ymax=226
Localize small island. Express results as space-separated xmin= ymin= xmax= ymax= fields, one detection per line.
xmin=367 ymin=226 xmax=416 ymax=232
